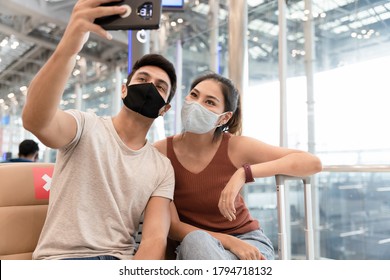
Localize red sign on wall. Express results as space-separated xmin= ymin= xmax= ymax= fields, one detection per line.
xmin=33 ymin=167 xmax=54 ymax=200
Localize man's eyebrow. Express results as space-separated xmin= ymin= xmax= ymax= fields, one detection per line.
xmin=134 ymin=71 xmax=151 ymax=78
xmin=135 ymin=71 xmax=169 ymax=88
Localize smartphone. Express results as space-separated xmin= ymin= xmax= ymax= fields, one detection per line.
xmin=94 ymin=0 xmax=162 ymax=30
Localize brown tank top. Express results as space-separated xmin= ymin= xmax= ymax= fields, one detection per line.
xmin=167 ymin=133 xmax=259 ymax=234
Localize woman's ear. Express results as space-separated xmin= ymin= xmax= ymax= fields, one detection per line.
xmin=121 ymin=84 xmax=127 ymax=99
xmin=218 ymin=111 xmax=233 ymax=126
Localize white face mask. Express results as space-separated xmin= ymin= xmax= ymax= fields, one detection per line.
xmin=181 ymin=100 xmax=226 ymax=134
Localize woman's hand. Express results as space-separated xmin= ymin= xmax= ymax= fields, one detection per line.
xmin=218 ymin=168 xmax=246 ymax=221
xmin=226 ymin=236 xmax=266 ymax=260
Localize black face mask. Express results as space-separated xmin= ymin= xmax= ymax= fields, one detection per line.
xmin=122 ymin=83 xmax=166 ymax=119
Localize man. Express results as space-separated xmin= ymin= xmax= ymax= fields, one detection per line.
xmin=22 ymin=0 xmax=177 ymax=260
xmin=7 ymin=139 xmax=39 ymax=162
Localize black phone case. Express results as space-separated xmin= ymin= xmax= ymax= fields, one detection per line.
xmin=94 ymin=0 xmax=162 ymax=30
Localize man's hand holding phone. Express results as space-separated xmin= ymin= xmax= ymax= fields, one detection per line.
xmin=94 ymin=0 xmax=162 ymax=30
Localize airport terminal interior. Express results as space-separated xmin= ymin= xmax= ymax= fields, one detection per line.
xmin=1 ymin=0 xmax=390 ymax=259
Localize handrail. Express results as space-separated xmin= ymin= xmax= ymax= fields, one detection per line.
xmin=322 ymin=165 xmax=390 ymax=172
xmin=275 ymin=175 xmax=314 ymax=260
xmin=272 ymin=166 xmax=390 ymax=260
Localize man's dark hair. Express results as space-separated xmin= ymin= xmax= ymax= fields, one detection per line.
xmin=127 ymin=54 xmax=177 ymax=103
xmin=19 ymin=139 xmax=39 ymax=157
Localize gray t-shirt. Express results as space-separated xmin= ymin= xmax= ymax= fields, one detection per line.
xmin=33 ymin=110 xmax=174 ymax=260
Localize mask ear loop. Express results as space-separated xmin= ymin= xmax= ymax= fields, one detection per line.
xmin=216 ymin=111 xmax=232 ymax=127
xmin=158 ymin=103 xmax=171 ymax=117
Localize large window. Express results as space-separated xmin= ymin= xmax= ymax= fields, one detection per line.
xmin=243 ymin=0 xmax=390 ymax=259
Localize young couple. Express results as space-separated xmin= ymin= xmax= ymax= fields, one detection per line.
xmin=24 ymin=0 xmax=322 ymax=260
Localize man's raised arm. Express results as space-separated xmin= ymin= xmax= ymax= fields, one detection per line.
xmin=22 ymin=0 xmax=127 ymax=148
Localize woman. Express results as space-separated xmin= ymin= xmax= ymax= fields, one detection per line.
xmin=154 ymin=73 xmax=322 ymax=260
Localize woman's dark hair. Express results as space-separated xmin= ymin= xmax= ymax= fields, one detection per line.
xmin=127 ymin=54 xmax=177 ymax=103
xmin=190 ymin=72 xmax=242 ymax=140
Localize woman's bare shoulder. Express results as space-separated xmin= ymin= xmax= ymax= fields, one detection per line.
xmin=153 ymin=138 xmax=168 ymax=156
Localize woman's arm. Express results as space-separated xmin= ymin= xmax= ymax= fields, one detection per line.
xmin=229 ymin=135 xmax=322 ymax=177
xmin=219 ymin=135 xmax=322 ymax=221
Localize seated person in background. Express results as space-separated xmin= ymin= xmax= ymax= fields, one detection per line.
xmin=154 ymin=73 xmax=322 ymax=260
xmin=7 ymin=139 xmax=39 ymax=162
xmin=22 ymin=0 xmax=177 ymax=260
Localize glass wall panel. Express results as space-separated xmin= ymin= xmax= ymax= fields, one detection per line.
xmin=246 ymin=170 xmax=390 ymax=260
xmin=245 ymin=0 xmax=390 ymax=164
xmin=245 ymin=0 xmax=390 ymax=260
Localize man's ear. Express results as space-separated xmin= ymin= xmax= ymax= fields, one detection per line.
xmin=159 ymin=104 xmax=171 ymax=117
xmin=121 ymin=84 xmax=127 ymax=99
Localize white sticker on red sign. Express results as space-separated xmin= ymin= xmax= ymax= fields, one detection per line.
xmin=33 ymin=167 xmax=54 ymax=199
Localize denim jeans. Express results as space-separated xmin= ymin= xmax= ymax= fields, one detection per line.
xmin=63 ymin=255 xmax=119 ymax=260
xmin=176 ymin=229 xmax=275 ymax=260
